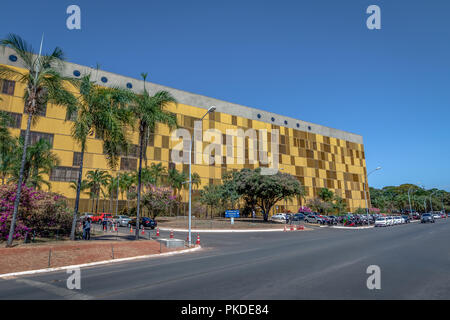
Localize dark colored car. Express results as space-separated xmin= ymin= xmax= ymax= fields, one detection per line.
xmin=421 ymin=213 xmax=435 ymax=224
xmin=402 ymin=215 xmax=411 ymax=223
xmin=291 ymin=213 xmax=305 ymax=222
xmin=128 ymin=217 xmax=157 ymax=229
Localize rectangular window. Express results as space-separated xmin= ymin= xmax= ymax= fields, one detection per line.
xmin=1 ymin=79 xmax=15 ymax=96
xmin=73 ymin=152 xmax=82 ymax=166
xmin=120 ymin=157 xmax=137 ymax=171
xmin=20 ymin=130 xmax=54 ymax=147
xmin=5 ymin=112 xmax=22 ymax=128
xmin=50 ymin=166 xmax=79 ymax=182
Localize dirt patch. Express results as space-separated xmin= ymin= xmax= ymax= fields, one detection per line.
xmin=0 ymin=240 xmax=184 ymax=275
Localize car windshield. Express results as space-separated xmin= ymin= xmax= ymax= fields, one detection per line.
xmin=422 ymin=214 xmax=431 ymax=217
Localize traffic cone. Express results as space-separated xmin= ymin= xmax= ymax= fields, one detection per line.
xmin=196 ymin=233 xmax=200 ymax=245
xmin=290 ymin=225 xmax=294 ymax=231
xmin=156 ymin=228 xmax=160 ymax=237
xmin=284 ymin=225 xmax=287 ymax=232
xmin=114 ymin=224 xmax=118 ymax=232
xmin=170 ymin=230 xmax=174 ymax=239
xmin=130 ymin=225 xmax=133 ymax=233
xmin=141 ymin=226 xmax=145 ymax=235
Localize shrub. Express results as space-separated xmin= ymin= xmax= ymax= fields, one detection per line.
xmin=142 ymin=185 xmax=178 ymax=219
xmin=0 ymin=184 xmax=73 ymax=241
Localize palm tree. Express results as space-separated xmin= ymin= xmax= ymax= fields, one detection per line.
xmin=85 ymin=169 xmax=111 ymax=214
xmin=191 ymin=172 xmax=201 ymax=190
xmin=129 ymin=73 xmax=177 ymax=238
xmin=118 ymin=171 xmax=134 ymax=210
xmin=68 ymin=74 xmax=134 ymax=239
xmin=149 ymin=162 xmax=167 ymax=186
xmin=0 ymin=111 xmax=17 ymax=184
xmin=9 ymin=138 xmax=59 ymax=189
xmin=1 ymin=34 xmax=78 ymax=246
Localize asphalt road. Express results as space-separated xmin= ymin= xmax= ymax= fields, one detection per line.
xmin=1 ymin=219 xmax=449 ymax=299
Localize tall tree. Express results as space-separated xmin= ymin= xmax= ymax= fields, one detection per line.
xmin=0 ymin=34 xmax=77 ymax=247
xmin=85 ymin=169 xmax=111 ymax=214
xmin=0 ymin=111 xmax=17 ymax=185
xmin=130 ymin=73 xmax=177 ymax=238
xmin=67 ymin=74 xmax=134 ymax=239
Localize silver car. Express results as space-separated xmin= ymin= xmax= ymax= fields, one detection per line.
xmin=113 ymin=215 xmax=131 ymax=227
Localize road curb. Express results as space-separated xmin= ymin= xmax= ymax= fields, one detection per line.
xmin=158 ymin=227 xmax=288 ymax=233
xmin=0 ymin=246 xmax=202 ymax=279
xmin=331 ymin=225 xmax=374 ymax=229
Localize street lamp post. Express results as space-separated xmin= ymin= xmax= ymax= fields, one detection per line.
xmin=430 ymin=190 xmax=438 ymax=213
xmin=363 ymin=166 xmax=382 ymax=227
xmin=408 ymin=187 xmax=415 ymax=217
xmin=188 ymin=106 xmax=216 ymax=247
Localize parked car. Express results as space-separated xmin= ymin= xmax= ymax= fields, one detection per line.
xmin=291 ymin=213 xmax=305 ymax=222
xmin=375 ymin=217 xmax=389 ymax=227
xmin=92 ymin=213 xmax=113 ymax=224
xmin=402 ymin=215 xmax=410 ymax=223
xmin=327 ymin=215 xmax=338 ymax=225
xmin=421 ymin=213 xmax=435 ymax=223
xmin=304 ymin=214 xmax=323 ymax=224
xmin=128 ymin=217 xmax=157 ymax=229
xmin=113 ymin=215 xmax=131 ymax=227
xmin=432 ymin=213 xmax=441 ymax=219
xmin=386 ymin=216 xmax=394 ymax=226
xmin=411 ymin=213 xmax=421 ymax=220
xmin=271 ymin=213 xmax=286 ymax=223
xmin=393 ymin=216 xmax=402 ymax=225
xmin=441 ymin=212 xmax=447 ymax=219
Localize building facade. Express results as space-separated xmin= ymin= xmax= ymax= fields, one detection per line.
xmin=0 ymin=48 xmax=369 ymax=214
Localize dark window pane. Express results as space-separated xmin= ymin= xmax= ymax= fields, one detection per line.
xmin=73 ymin=152 xmax=82 ymax=166
xmin=1 ymin=79 xmax=15 ymax=95
xmin=50 ymin=166 xmax=79 ymax=182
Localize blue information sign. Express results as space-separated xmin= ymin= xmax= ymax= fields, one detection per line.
xmin=225 ymin=210 xmax=240 ymax=218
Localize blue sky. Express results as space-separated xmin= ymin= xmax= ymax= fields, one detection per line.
xmin=1 ymin=0 xmax=449 ymax=191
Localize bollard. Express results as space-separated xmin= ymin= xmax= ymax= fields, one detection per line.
xmin=48 ymin=249 xmax=52 ymax=268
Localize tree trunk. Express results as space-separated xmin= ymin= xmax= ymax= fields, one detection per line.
xmin=70 ymin=147 xmax=85 ymax=240
xmin=135 ymin=134 xmax=144 ymax=240
xmin=7 ymin=112 xmax=33 ymax=247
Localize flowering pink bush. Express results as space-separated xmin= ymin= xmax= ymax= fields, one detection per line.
xmin=369 ymin=208 xmax=380 ymax=214
xmin=0 ymin=184 xmax=72 ymax=241
xmin=298 ymin=206 xmax=312 ymax=213
xmin=142 ymin=185 xmax=178 ymax=218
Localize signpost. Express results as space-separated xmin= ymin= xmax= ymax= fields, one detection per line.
xmin=225 ymin=210 xmax=240 ymax=225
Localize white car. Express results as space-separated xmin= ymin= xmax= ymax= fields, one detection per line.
xmin=271 ymin=213 xmax=286 ymax=223
xmin=432 ymin=213 xmax=441 ymax=219
xmin=393 ymin=216 xmax=402 ymax=225
xmin=386 ymin=217 xmax=394 ymax=226
xmin=375 ymin=217 xmax=388 ymax=227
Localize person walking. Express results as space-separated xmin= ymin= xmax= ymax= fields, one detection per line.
xmin=82 ymin=218 xmax=87 ymax=240
xmin=84 ymin=218 xmax=91 ymax=240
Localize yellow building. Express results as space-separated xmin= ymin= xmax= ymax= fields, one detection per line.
xmin=0 ymin=48 xmax=369 ymax=214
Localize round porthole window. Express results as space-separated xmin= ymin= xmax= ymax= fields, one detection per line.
xmin=8 ymin=55 xmax=17 ymax=62
xmin=101 ymin=77 xmax=108 ymax=83
xmin=126 ymin=82 xmax=133 ymax=89
xmin=271 ymin=117 xmax=275 ymax=122
xmin=308 ymin=126 xmax=312 ymax=131
xmin=257 ymin=114 xmax=261 ymax=119
xmin=296 ymin=123 xmax=300 ymax=128
xmin=73 ymin=70 xmax=81 ymax=77
xmin=284 ymin=120 xmax=288 ymax=125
